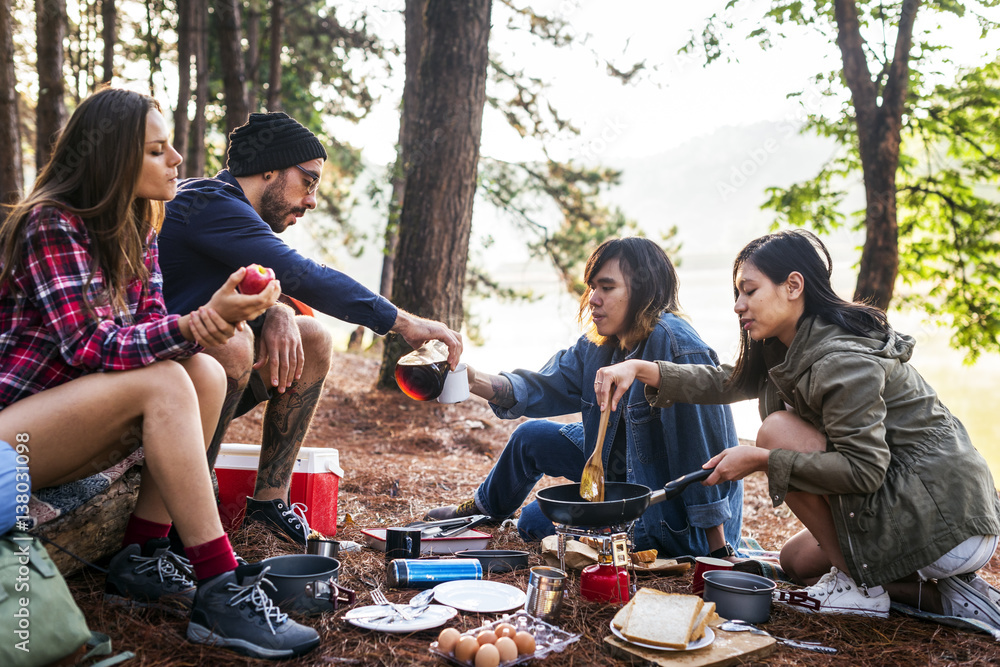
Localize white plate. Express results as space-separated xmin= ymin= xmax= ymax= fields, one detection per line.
xmin=432 ymin=580 xmax=527 ymax=613
xmin=609 ymin=622 xmax=715 ymax=652
xmin=346 ymin=604 xmax=458 ymax=633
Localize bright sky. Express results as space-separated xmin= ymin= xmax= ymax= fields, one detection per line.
xmin=333 ymin=0 xmax=1000 ymax=167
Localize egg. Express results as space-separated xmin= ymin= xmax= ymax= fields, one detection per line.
xmin=495 ymin=636 xmax=518 ymax=662
xmin=454 ymin=636 xmax=480 ymax=664
xmin=513 ymin=631 xmax=536 ymax=655
xmin=474 ymin=643 xmax=500 ymax=667
xmin=437 ymin=627 xmax=461 ymax=654
xmin=476 ymin=629 xmax=498 ymax=646
xmin=494 ymin=623 xmax=517 ymax=639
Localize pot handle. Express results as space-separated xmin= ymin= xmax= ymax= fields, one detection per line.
xmin=305 ymin=578 xmax=356 ymax=610
xmin=772 ymin=588 xmax=820 ymax=612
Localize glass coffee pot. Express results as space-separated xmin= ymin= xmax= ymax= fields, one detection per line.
xmin=394 ymin=340 xmax=450 ymax=401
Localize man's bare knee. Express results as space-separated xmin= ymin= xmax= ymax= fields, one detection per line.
xmin=297 ymin=317 xmax=333 ymax=371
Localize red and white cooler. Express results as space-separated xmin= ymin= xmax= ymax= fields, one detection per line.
xmin=215 ymin=443 xmax=344 ymax=537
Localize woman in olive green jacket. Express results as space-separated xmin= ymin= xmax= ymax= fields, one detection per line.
xmin=595 ymin=229 xmax=1000 ymax=624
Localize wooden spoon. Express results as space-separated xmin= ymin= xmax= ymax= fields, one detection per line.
xmin=579 ymin=405 xmax=611 ymax=502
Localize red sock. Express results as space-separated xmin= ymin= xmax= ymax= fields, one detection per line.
xmin=186 ymin=534 xmax=239 ymax=581
xmin=122 ymin=514 xmax=171 ymax=548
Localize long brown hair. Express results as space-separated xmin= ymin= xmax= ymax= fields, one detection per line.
xmin=578 ymin=237 xmax=682 ymax=349
xmin=0 ymin=87 xmax=163 ymax=316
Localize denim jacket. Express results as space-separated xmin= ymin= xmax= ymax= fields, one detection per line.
xmin=492 ymin=313 xmax=743 ymax=557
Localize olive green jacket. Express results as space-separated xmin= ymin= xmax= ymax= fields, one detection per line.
xmin=645 ymin=315 xmax=1000 ymax=587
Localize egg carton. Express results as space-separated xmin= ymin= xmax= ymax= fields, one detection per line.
xmin=429 ymin=610 xmax=581 ymax=666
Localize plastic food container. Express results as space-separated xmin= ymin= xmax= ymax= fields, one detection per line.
xmin=429 ymin=610 xmax=581 ymax=666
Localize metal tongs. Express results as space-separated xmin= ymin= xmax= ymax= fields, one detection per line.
xmin=404 ymin=514 xmax=491 ymax=538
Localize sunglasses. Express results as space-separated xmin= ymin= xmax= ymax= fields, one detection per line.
xmin=292 ymin=164 xmax=320 ymax=195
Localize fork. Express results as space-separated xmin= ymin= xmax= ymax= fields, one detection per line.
xmin=371 ymin=588 xmax=414 ymax=621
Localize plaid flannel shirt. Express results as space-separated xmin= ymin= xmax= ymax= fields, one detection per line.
xmin=0 ymin=205 xmax=199 ymax=408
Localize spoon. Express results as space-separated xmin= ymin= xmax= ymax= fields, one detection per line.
xmin=719 ymin=620 xmax=837 ymax=654
xmin=580 ymin=401 xmax=612 ymax=502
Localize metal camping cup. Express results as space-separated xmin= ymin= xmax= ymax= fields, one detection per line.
xmin=524 ymin=566 xmax=567 ymax=622
xmin=385 ymin=527 xmax=422 ymax=564
xmin=306 ymin=538 xmax=340 ymax=559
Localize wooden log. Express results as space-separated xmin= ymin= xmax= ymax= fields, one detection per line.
xmin=34 ymin=464 xmax=142 ymax=576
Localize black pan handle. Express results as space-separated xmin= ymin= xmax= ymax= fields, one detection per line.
xmin=648 ymin=467 xmax=714 ymax=505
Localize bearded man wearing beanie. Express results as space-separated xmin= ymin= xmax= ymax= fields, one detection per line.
xmin=159 ymin=112 xmax=462 ymax=544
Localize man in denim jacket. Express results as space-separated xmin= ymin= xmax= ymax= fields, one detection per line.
xmin=426 ymin=238 xmax=743 ymax=558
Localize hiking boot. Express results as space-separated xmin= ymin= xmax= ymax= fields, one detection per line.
xmin=424 ymin=498 xmax=482 ymax=521
xmin=104 ymin=538 xmax=197 ymax=612
xmin=244 ymin=497 xmax=310 ymax=545
xmin=938 ymin=574 xmax=1000 ymax=627
xmin=186 ymin=563 xmax=320 ymax=659
xmin=781 ymin=567 xmax=890 ymax=618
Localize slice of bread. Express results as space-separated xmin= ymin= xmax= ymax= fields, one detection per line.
xmin=611 ymin=599 xmax=634 ymax=630
xmin=621 ymin=590 xmax=704 ymax=650
xmin=629 ymin=549 xmax=658 ymax=564
xmin=688 ymin=601 xmax=715 ymax=642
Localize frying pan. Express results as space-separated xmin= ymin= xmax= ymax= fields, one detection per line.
xmin=534 ymin=467 xmax=714 ymax=527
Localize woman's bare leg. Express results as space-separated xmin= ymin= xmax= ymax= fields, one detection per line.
xmin=0 ymin=356 xmax=227 ymax=547
xmin=755 ymin=410 xmax=849 ymax=585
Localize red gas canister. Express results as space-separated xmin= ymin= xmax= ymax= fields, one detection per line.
xmin=580 ymin=563 xmax=630 ymax=603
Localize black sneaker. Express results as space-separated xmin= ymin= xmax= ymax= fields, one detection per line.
xmin=244 ymin=497 xmax=310 ymax=545
xmin=186 ymin=564 xmax=320 ymax=659
xmin=424 ymin=499 xmax=481 ymax=521
xmin=104 ymin=538 xmax=197 ymax=612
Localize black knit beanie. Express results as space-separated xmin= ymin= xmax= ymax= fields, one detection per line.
xmin=226 ymin=112 xmax=328 ymax=176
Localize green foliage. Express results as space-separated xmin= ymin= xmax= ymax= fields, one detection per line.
xmin=686 ymin=0 xmax=1000 ymax=361
xmin=478 ymin=157 xmax=678 ymax=296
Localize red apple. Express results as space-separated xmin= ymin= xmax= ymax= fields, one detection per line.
xmin=238 ymin=263 xmax=276 ymax=295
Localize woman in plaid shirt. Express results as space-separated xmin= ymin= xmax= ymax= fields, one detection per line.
xmin=0 ymin=88 xmax=321 ymax=659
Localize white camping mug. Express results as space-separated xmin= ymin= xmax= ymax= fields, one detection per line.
xmin=437 ymin=362 xmax=469 ymax=404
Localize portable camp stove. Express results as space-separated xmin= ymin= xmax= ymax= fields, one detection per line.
xmin=554 ymin=523 xmax=635 ymax=603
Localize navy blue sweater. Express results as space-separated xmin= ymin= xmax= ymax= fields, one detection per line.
xmin=159 ymin=171 xmax=397 ymax=334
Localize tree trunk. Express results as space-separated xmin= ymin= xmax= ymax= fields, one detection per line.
xmin=36 ymin=0 xmax=67 ymax=170
xmin=173 ymin=0 xmax=191 ymax=178
xmin=377 ymin=0 xmax=491 ymax=389
xmin=266 ymin=0 xmax=282 ymax=111
xmin=0 ymin=0 xmax=21 ymax=210
xmin=188 ymin=0 xmax=208 ymax=176
xmin=834 ymin=0 xmax=918 ymax=310
xmin=215 ymin=0 xmax=249 ymax=137
xmin=379 ymin=0 xmax=427 ymax=301
xmin=35 ymin=465 xmax=141 ymax=576
xmin=245 ymin=0 xmax=261 ymax=111
xmin=100 ymin=0 xmax=115 ymax=84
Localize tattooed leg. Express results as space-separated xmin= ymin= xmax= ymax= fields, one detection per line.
xmin=253 ymin=317 xmax=333 ymax=501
